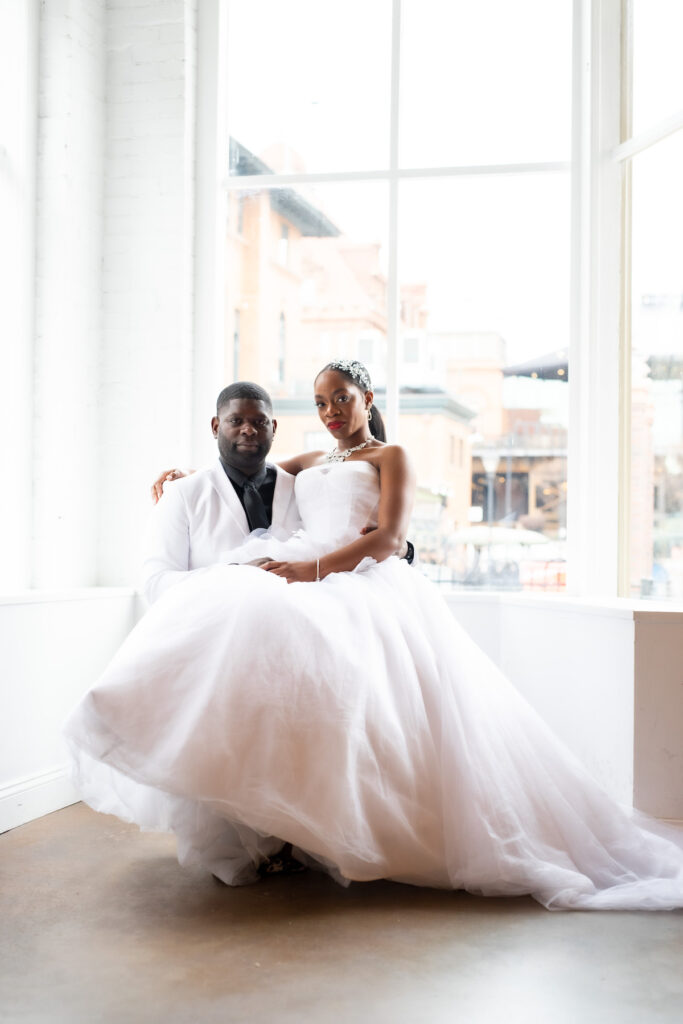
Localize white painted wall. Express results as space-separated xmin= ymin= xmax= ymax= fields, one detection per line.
xmin=33 ymin=0 xmax=106 ymax=589
xmin=99 ymin=0 xmax=198 ymax=586
xmin=2 ymin=0 xmax=200 ymax=592
xmin=0 ymin=0 xmax=202 ymax=830
xmin=447 ymin=594 xmax=683 ymax=816
xmin=500 ymin=599 xmax=635 ymax=805
xmin=447 ymin=593 xmax=635 ymax=804
xmin=0 ymin=0 xmax=38 ymax=591
xmin=0 ymin=590 xmax=139 ymax=833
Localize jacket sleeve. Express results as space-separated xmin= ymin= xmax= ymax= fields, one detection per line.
xmin=140 ymin=483 xmax=198 ymax=604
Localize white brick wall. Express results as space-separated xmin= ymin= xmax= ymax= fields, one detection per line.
xmin=0 ymin=0 xmax=202 ymax=827
xmin=0 ymin=0 xmax=39 ymax=590
xmin=23 ymin=0 xmax=199 ymax=588
xmin=33 ymin=0 xmax=106 ymax=588
xmin=98 ymin=0 xmax=197 ymax=585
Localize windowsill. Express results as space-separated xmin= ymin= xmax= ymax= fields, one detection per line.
xmin=442 ymin=589 xmax=683 ymax=618
xmin=2 ymin=586 xmax=681 ymax=619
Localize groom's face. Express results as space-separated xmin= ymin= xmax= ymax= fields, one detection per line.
xmin=212 ymin=398 xmax=277 ymax=476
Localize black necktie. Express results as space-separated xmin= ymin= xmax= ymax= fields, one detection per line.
xmin=242 ymin=476 xmax=270 ymax=531
xmin=220 ymin=459 xmax=272 ymax=531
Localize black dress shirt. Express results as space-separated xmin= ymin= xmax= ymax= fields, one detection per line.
xmin=220 ymin=459 xmax=277 ymax=530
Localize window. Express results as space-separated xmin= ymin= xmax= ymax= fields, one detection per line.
xmin=623 ymin=0 xmax=683 ymax=600
xmin=220 ymin=0 xmax=681 ymax=601
xmin=278 ymin=313 xmax=286 ymax=384
xmin=223 ymin=0 xmax=570 ymax=590
xmin=403 ymin=337 xmax=419 ymax=363
xmin=233 ymin=309 xmax=241 ymax=380
xmin=358 ymin=336 xmax=375 ymax=366
xmin=278 ymin=224 xmax=289 ymax=267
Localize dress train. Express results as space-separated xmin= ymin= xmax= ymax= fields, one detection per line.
xmin=64 ymin=462 xmax=683 ymax=910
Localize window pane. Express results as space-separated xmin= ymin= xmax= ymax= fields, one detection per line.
xmin=630 ymin=130 xmax=683 ymax=599
xmin=225 ymin=182 xmax=389 ymax=455
xmin=632 ymin=0 xmax=683 ymax=136
xmin=398 ymin=175 xmax=570 ymax=589
xmin=400 ymin=0 xmax=573 ymax=167
xmin=226 ymin=0 xmax=391 ymax=175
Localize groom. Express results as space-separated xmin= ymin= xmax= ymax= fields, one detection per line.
xmin=142 ymin=379 xmax=412 ymax=881
xmin=143 ymin=380 xmax=321 ymax=881
xmin=142 ymin=381 xmax=301 ymax=604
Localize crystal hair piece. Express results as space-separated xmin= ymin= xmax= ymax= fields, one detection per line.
xmin=326 ymin=359 xmax=372 ymax=392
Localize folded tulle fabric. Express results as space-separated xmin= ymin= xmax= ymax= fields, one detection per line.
xmin=219 ymin=527 xmax=325 ymax=566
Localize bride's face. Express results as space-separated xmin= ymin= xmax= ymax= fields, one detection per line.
xmin=314 ymin=370 xmax=371 ymax=443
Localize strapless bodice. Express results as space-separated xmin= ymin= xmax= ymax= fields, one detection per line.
xmin=294 ymin=461 xmax=380 ymax=547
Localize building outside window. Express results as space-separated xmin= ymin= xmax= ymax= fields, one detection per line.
xmin=357 ymin=335 xmax=375 ymax=366
xmin=233 ymin=309 xmax=241 ymax=381
xmin=403 ymin=337 xmax=419 ymax=363
xmin=221 ymin=0 xmax=682 ymax=600
xmin=278 ymin=312 xmax=286 ymax=384
xmin=278 ymin=223 xmax=289 ymax=267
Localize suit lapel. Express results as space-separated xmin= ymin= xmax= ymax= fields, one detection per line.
xmin=208 ymin=460 xmax=249 ymax=534
xmin=271 ymin=465 xmax=296 ymax=528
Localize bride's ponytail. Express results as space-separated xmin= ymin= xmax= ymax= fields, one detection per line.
xmin=368 ymin=404 xmax=386 ymax=442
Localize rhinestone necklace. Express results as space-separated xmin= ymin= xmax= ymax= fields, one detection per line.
xmin=325 ymin=437 xmax=374 ymax=463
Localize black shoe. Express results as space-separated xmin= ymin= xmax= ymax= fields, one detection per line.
xmin=258 ymin=843 xmax=308 ymax=877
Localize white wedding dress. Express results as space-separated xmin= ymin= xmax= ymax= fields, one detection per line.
xmin=65 ymin=461 xmax=683 ymax=910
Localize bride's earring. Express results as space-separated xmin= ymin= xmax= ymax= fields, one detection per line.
xmin=367 ymin=408 xmax=372 ymax=421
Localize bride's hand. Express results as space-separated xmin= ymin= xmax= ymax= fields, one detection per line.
xmin=261 ymin=560 xmax=317 ymax=584
xmin=150 ymin=468 xmax=191 ymax=504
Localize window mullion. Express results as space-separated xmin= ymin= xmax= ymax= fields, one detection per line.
xmin=567 ymin=0 xmax=624 ymax=598
xmin=385 ymin=0 xmax=402 ymax=443
xmin=617 ymin=0 xmax=633 ymax=596
xmin=222 ymin=161 xmax=570 ymax=192
xmin=612 ymin=109 xmax=683 ymax=163
xmin=193 ymin=0 xmax=230 ymax=465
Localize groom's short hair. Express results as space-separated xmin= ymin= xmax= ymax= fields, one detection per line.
xmin=216 ymin=382 xmax=273 ymax=413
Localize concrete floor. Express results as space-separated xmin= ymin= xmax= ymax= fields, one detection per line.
xmin=1 ymin=805 xmax=683 ymax=1024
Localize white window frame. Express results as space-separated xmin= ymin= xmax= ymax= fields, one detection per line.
xmin=615 ymin=0 xmax=683 ymax=597
xmin=194 ymin=0 xmax=682 ymax=603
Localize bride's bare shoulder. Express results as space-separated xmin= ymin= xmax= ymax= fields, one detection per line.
xmin=371 ymin=443 xmax=415 ymax=483
xmin=277 ymin=451 xmax=326 ymax=476
xmin=371 ymin=442 xmax=411 ymax=464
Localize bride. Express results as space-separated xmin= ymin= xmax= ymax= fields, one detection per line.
xmin=65 ymin=359 xmax=683 ymax=911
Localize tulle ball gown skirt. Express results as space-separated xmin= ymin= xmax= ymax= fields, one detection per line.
xmin=64 ymin=554 xmax=683 ymax=911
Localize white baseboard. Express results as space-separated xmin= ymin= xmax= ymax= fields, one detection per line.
xmin=0 ymin=765 xmax=80 ymax=834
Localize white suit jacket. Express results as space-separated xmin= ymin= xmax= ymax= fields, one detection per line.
xmin=142 ymin=460 xmax=301 ymax=604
